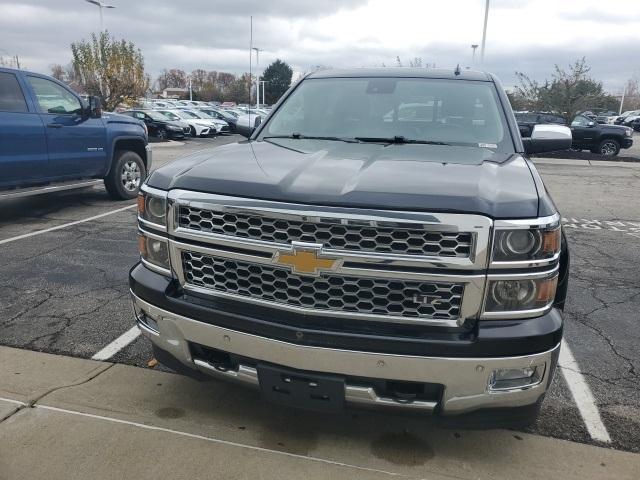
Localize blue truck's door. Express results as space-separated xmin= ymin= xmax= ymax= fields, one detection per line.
xmin=0 ymin=71 xmax=48 ymax=188
xmin=25 ymin=75 xmax=107 ymax=180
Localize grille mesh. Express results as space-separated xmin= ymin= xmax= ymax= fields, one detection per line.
xmin=178 ymin=206 xmax=473 ymax=257
xmin=182 ymin=251 xmax=463 ymax=320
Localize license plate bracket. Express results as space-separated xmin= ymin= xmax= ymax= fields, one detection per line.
xmin=257 ymin=364 xmax=346 ymax=412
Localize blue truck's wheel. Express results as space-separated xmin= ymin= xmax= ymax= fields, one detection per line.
xmin=104 ymin=150 xmax=146 ymax=200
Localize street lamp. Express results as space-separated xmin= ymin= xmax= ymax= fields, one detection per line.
xmin=84 ymin=0 xmax=115 ymax=31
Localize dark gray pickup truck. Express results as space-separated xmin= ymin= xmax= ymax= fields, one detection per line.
xmin=130 ymin=68 xmax=572 ymax=427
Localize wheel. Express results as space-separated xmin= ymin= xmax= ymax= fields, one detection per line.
xmin=157 ymin=128 xmax=167 ymax=140
xmin=594 ymin=139 xmax=620 ymax=156
xmin=189 ymin=125 xmax=196 ymax=137
xmin=634 ymin=124 xmax=640 ymax=132
xmin=104 ymin=150 xmax=146 ymax=200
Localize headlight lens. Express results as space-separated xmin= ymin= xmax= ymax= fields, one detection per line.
xmin=493 ymin=226 xmax=560 ymax=262
xmin=137 ymin=190 xmax=167 ymax=226
xmin=138 ymin=232 xmax=170 ymax=270
xmin=484 ymin=274 xmax=558 ymax=314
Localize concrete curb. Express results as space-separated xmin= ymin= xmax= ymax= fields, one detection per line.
xmin=1 ymin=346 xmax=639 ymax=479
xmin=534 ymin=158 xmax=640 ymax=168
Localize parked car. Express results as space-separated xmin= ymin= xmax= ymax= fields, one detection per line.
xmin=595 ymin=111 xmax=618 ymax=125
xmin=515 ymin=112 xmax=567 ymax=137
xmin=618 ymin=110 xmax=640 ymax=127
xmin=156 ymin=109 xmax=210 ymax=137
xmin=570 ymin=114 xmax=634 ymax=155
xmin=614 ymin=110 xmax=639 ymax=125
xmin=183 ymin=109 xmax=230 ymax=135
xmin=0 ymin=67 xmax=150 ymax=200
xmin=196 ymin=108 xmax=237 ymax=132
xmin=628 ymin=117 xmax=640 ymax=132
xmin=131 ymin=67 xmax=572 ymax=428
xmin=121 ymin=109 xmax=190 ymax=139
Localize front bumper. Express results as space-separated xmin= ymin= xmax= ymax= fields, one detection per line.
xmin=622 ymin=138 xmax=633 ymax=149
xmin=131 ymin=287 xmax=560 ymax=417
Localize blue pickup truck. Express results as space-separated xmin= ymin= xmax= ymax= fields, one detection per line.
xmin=0 ymin=67 xmax=151 ymax=200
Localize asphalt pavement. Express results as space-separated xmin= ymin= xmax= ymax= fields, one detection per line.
xmin=0 ymin=136 xmax=639 ymax=462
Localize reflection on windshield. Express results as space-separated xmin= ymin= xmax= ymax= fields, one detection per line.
xmin=260 ymin=77 xmax=512 ymax=152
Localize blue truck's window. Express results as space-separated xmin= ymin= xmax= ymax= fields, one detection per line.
xmin=0 ymin=72 xmax=28 ymax=113
xmin=27 ymin=76 xmax=82 ymax=115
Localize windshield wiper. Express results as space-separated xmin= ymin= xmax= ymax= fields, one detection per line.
xmin=354 ymin=136 xmax=451 ymax=146
xmin=262 ymin=133 xmax=359 ymax=143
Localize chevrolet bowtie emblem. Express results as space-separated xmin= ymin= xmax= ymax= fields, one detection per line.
xmin=273 ymin=242 xmax=340 ymax=276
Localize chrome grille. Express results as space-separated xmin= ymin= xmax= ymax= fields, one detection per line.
xmin=178 ymin=206 xmax=473 ymax=257
xmin=182 ymin=251 xmax=464 ymax=320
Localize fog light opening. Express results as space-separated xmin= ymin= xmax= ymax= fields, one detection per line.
xmin=135 ymin=307 xmax=159 ymax=333
xmin=489 ymin=364 xmax=545 ymax=392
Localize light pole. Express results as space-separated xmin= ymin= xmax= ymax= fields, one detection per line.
xmin=480 ymin=0 xmax=490 ymax=64
xmin=471 ymin=44 xmax=479 ymax=65
xmin=259 ymin=80 xmax=267 ymax=107
xmin=252 ymin=47 xmax=263 ymax=108
xmin=84 ymin=0 xmax=115 ymax=31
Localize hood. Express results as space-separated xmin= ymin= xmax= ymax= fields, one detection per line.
xmin=147 ymin=139 xmax=543 ymax=219
xmin=104 ymin=112 xmax=143 ymax=127
xmin=602 ymin=124 xmax=632 ymax=132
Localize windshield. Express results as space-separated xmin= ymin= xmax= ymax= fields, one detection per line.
xmin=260 ymin=77 xmax=513 ymax=151
xmin=179 ymin=110 xmax=200 ymax=119
xmin=158 ymin=110 xmax=180 ymax=121
xmin=145 ymin=110 xmax=170 ymax=121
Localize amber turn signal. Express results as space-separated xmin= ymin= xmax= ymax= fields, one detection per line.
xmin=541 ymin=227 xmax=561 ymax=256
xmin=137 ymin=194 xmax=145 ymax=215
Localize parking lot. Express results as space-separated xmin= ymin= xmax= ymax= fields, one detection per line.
xmin=1 ymin=134 xmax=640 ymax=475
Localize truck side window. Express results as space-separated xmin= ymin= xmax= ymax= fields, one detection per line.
xmin=27 ymin=76 xmax=82 ymax=115
xmin=0 ymin=72 xmax=28 ymax=113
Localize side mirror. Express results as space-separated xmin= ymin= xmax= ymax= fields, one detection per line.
xmin=236 ymin=114 xmax=262 ymax=138
xmin=587 ymin=121 xmax=595 ymax=127
xmin=88 ymin=96 xmax=102 ymax=118
xmin=522 ymin=124 xmax=572 ymax=155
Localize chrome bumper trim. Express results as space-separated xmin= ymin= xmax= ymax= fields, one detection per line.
xmin=193 ymin=358 xmax=437 ymax=411
xmin=132 ymin=291 xmax=559 ymax=414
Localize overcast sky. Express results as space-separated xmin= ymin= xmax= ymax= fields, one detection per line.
xmin=1 ymin=0 xmax=639 ymax=91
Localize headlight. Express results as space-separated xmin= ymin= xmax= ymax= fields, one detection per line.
xmin=138 ymin=232 xmax=170 ymax=272
xmin=626 ymin=128 xmax=633 ymax=137
xmin=492 ymin=218 xmax=560 ymax=264
xmin=483 ymin=272 xmax=558 ymax=318
xmin=137 ymin=188 xmax=167 ymax=227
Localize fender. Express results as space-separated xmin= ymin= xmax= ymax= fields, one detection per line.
xmin=105 ymin=135 xmax=149 ymax=178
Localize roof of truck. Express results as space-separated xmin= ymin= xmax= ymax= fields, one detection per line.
xmin=306 ymin=67 xmax=493 ymax=81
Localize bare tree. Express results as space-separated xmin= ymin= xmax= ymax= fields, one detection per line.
xmin=71 ymin=31 xmax=149 ymax=110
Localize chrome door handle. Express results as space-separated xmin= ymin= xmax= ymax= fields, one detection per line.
xmin=47 ymin=123 xmax=63 ymax=128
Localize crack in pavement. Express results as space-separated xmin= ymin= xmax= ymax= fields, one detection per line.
xmin=0 ymin=362 xmax=114 ymax=425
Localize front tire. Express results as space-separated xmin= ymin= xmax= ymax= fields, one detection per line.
xmin=593 ymin=139 xmax=620 ymax=156
xmin=189 ymin=125 xmax=196 ymax=137
xmin=104 ymin=150 xmax=146 ymax=200
xmin=157 ymin=128 xmax=167 ymax=140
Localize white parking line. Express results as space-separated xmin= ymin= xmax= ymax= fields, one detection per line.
xmin=559 ymin=339 xmax=611 ymax=443
xmin=91 ymin=326 xmax=141 ymax=361
xmin=0 ymin=204 xmax=136 ymax=246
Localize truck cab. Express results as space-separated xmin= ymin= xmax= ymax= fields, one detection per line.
xmin=130 ymin=68 xmax=572 ymax=427
xmin=0 ymin=67 xmax=151 ymax=200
